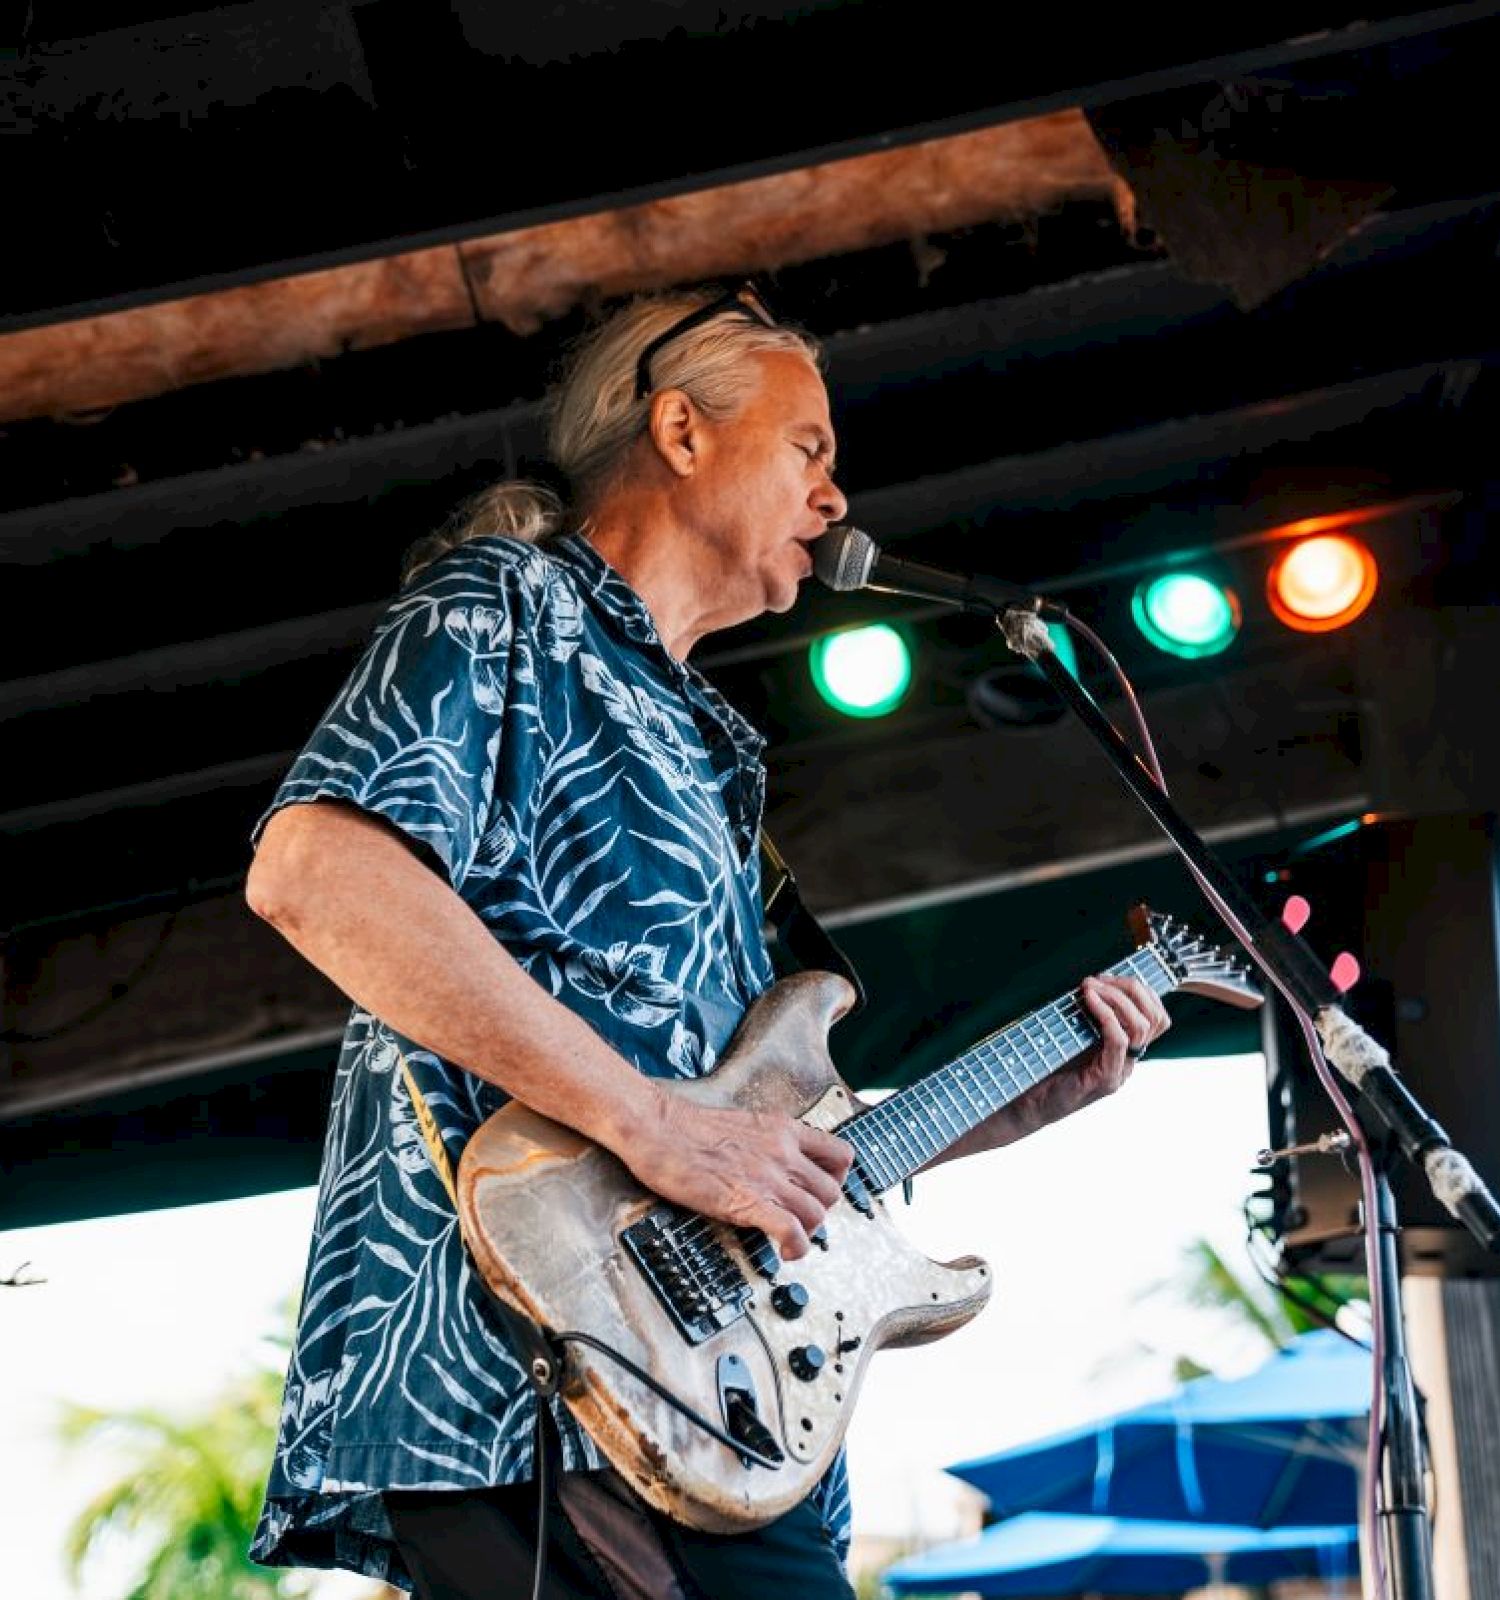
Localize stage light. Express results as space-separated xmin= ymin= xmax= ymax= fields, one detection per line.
xmin=1131 ymin=572 xmax=1241 ymax=659
xmin=1267 ymin=535 xmax=1378 ymax=633
xmin=809 ymin=623 xmax=912 ymax=718
xmin=1043 ymin=620 xmax=1080 ymax=680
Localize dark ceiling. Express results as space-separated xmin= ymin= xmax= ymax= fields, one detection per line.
xmin=3 ymin=2 xmax=1499 ymax=1225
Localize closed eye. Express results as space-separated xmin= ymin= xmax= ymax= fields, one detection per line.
xmin=798 ymin=441 xmax=837 ymax=474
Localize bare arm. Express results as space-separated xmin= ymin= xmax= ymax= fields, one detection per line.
xmin=247 ymin=800 xmax=849 ymax=1257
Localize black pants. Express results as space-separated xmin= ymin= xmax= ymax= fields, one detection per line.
xmin=384 ymin=1467 xmax=856 ymax=1600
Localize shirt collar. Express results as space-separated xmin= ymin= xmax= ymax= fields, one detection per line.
xmin=547 ymin=532 xmax=662 ymax=651
xmin=546 ymin=532 xmax=767 ymax=765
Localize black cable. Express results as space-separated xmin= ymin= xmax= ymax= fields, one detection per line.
xmin=554 ymin=1329 xmax=786 ymax=1471
xmin=1241 ymin=1198 xmax=1372 ymax=1350
xmin=531 ymin=1403 xmax=551 ymax=1600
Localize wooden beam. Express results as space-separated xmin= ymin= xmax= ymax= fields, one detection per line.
xmin=0 ymin=112 xmax=1127 ymax=424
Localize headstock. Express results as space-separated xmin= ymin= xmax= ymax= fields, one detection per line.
xmin=1128 ymin=905 xmax=1265 ymax=1010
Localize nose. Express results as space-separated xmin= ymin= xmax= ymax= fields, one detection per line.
xmin=812 ymin=469 xmax=847 ymax=526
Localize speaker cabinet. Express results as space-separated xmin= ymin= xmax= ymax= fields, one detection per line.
xmin=1264 ymin=812 xmax=1500 ymax=1277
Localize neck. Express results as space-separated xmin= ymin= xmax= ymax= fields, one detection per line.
xmin=838 ymin=945 xmax=1176 ymax=1192
xmin=584 ymin=498 xmax=751 ymax=660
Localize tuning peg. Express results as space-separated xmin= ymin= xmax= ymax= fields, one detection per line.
xmin=1329 ymin=952 xmax=1361 ymax=994
xmin=1281 ymin=895 xmax=1312 ymax=935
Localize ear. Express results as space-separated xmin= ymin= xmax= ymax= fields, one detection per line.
xmin=646 ymin=388 xmax=705 ymax=480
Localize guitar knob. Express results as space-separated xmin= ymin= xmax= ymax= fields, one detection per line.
xmin=789 ymin=1344 xmax=826 ymax=1382
xmin=770 ymin=1283 xmax=810 ymax=1320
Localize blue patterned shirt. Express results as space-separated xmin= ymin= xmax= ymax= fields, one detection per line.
xmin=250 ymin=532 xmax=850 ymax=1588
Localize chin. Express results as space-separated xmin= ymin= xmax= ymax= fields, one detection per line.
xmin=762 ymin=578 xmax=801 ymax=615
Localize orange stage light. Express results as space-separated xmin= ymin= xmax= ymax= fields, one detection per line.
xmin=1267 ymin=535 xmax=1379 ymax=633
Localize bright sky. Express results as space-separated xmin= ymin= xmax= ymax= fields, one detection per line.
xmin=1 ymin=1053 xmax=1272 ymax=1597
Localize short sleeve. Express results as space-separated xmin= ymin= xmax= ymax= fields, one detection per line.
xmin=253 ymin=541 xmax=538 ymax=889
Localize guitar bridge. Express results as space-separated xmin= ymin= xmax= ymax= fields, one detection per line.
xmin=622 ymin=1206 xmax=753 ymax=1346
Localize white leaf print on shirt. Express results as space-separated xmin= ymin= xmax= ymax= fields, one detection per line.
xmin=539 ymin=571 xmax=585 ymax=662
xmin=576 ymin=652 xmax=697 ymax=786
xmin=443 ymin=604 xmax=511 ymax=713
xmin=566 ymin=940 xmax=681 ymax=1027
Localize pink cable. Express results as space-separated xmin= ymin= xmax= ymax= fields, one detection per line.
xmin=1056 ymin=612 xmax=1390 ymax=1598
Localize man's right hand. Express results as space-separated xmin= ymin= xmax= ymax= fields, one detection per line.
xmin=621 ymin=1087 xmax=854 ymax=1261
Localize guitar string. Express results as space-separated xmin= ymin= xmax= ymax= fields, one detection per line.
xmin=653 ymin=946 xmax=1193 ymax=1266
xmin=656 ymin=948 xmax=1186 ymax=1264
xmin=674 ymin=940 xmax=1252 ymax=1264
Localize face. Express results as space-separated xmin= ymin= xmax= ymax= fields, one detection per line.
xmin=675 ymin=349 xmax=848 ymax=626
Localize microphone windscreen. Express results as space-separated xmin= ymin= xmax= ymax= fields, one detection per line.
xmin=812 ymin=524 xmax=877 ymax=592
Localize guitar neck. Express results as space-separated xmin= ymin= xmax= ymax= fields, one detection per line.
xmin=840 ymin=946 xmax=1175 ymax=1193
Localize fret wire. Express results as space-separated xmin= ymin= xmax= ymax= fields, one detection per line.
xmin=1041 ymin=1005 xmax=1072 ymax=1061
xmin=1002 ymin=1025 xmax=1034 ymax=1086
xmin=943 ymin=1058 xmax=988 ymax=1135
xmin=982 ymin=1038 xmax=1025 ymax=1102
xmin=865 ymin=1127 xmax=901 ymax=1190
xmin=950 ymin=1057 xmax=991 ymax=1122
xmin=1034 ymin=1006 xmax=1057 ymax=1060
xmin=1013 ymin=1016 xmax=1039 ymax=1078
xmin=977 ymin=1038 xmax=1021 ymax=1104
xmin=906 ymin=1083 xmax=940 ymax=1150
xmin=848 ymin=1125 xmax=896 ymax=1191
xmin=1017 ymin=1017 xmax=1042 ymax=1068
xmin=891 ymin=1095 xmax=939 ymax=1169
xmin=873 ymin=1101 xmax=924 ymax=1177
xmin=1014 ymin=1022 xmax=1046 ymax=1085
xmin=1059 ymin=1001 xmax=1097 ymax=1051
xmin=852 ymin=1104 xmax=900 ymax=1181
xmin=1018 ymin=1014 xmax=1042 ymax=1071
xmin=864 ymin=1141 xmax=897 ymax=1191
xmin=916 ymin=1079 xmax=961 ymax=1148
xmin=961 ymin=1056 xmax=998 ymax=1116
xmin=866 ymin=1106 xmax=916 ymax=1185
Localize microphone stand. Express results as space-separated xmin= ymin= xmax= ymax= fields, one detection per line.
xmin=994 ymin=603 xmax=1500 ymax=1600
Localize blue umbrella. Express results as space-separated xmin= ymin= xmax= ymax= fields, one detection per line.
xmin=884 ymin=1511 xmax=1360 ymax=1595
xmin=949 ymin=1330 xmax=1368 ymax=1526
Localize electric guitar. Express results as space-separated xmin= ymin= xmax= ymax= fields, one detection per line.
xmin=457 ymin=907 xmax=1262 ymax=1532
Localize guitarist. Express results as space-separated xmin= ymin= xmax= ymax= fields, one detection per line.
xmin=245 ymin=283 xmax=1170 ymax=1600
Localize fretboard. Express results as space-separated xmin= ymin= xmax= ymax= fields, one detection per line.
xmin=839 ymin=946 xmax=1175 ymax=1193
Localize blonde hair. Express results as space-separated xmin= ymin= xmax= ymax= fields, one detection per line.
xmin=401 ymin=288 xmax=821 ymax=584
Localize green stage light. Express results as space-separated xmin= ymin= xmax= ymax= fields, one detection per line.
xmin=1044 ymin=620 xmax=1080 ymax=679
xmin=809 ymin=623 xmax=912 ymax=718
xmin=1131 ymin=572 xmax=1241 ymax=659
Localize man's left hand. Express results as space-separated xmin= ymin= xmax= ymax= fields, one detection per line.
xmin=1014 ymin=973 xmax=1171 ymax=1133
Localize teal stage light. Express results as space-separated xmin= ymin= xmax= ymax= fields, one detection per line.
xmin=809 ymin=623 xmax=913 ymax=718
xmin=1044 ymin=620 xmax=1080 ymax=679
xmin=1131 ymin=572 xmax=1241 ymax=659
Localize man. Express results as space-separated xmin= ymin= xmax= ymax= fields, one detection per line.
xmin=246 ymin=283 xmax=1169 ymax=1599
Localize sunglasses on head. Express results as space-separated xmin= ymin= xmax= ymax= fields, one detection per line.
xmin=633 ymin=282 xmax=779 ymax=401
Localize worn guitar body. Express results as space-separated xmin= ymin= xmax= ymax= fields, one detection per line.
xmin=458 ymin=908 xmax=1261 ymax=1533
xmin=459 ymin=971 xmax=992 ymax=1533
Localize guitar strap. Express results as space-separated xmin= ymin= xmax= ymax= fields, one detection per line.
xmin=759 ymin=832 xmax=866 ymax=1013
xmin=396 ymin=1045 xmax=565 ymax=1591
xmin=397 ymin=1049 xmax=564 ymax=1380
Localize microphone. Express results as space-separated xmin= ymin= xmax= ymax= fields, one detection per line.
xmin=811 ymin=525 xmax=1060 ymax=616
